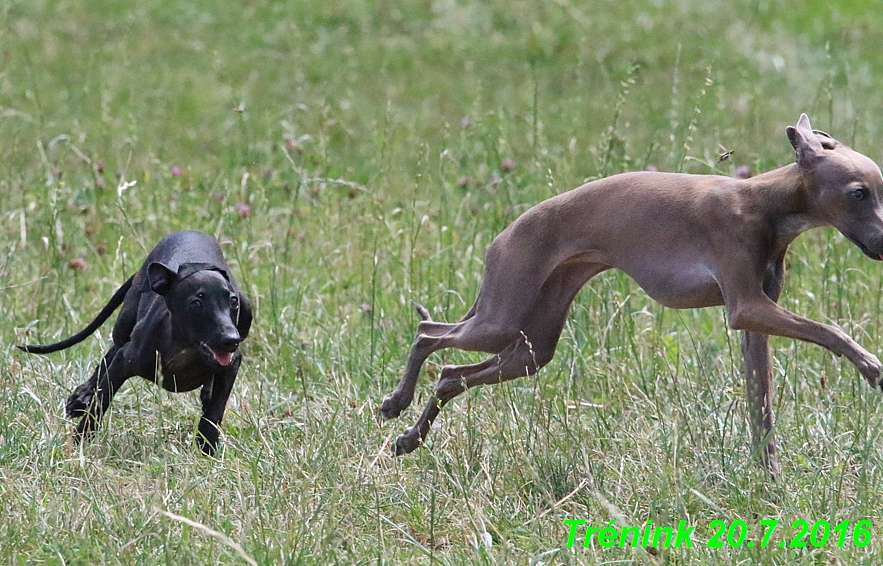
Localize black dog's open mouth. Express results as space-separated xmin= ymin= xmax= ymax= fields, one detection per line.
xmin=846 ymin=235 xmax=883 ymax=261
xmin=201 ymin=343 xmax=237 ymax=367
xmin=211 ymin=349 xmax=235 ymax=366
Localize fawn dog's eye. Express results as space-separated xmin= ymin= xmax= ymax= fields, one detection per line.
xmin=850 ymin=187 xmax=868 ymax=201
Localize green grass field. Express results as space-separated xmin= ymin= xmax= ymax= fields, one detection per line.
xmin=4 ymin=0 xmax=883 ymax=563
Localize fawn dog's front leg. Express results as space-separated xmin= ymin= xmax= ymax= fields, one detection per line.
xmin=742 ymin=255 xmax=785 ymax=473
xmin=729 ymin=296 xmax=881 ymax=385
xmin=743 ymin=331 xmax=779 ymax=473
xmin=730 ymin=256 xmax=880 ymax=471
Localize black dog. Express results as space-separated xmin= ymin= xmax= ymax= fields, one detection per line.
xmin=18 ymin=231 xmax=252 ymax=455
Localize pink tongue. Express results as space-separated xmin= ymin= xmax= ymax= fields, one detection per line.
xmin=212 ymin=350 xmax=234 ymax=366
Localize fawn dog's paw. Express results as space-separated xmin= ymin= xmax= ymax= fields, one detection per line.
xmin=393 ymin=427 xmax=422 ymax=456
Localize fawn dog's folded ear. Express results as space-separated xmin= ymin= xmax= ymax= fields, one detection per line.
xmin=147 ymin=262 xmax=177 ymax=295
xmin=786 ymin=113 xmax=826 ymax=169
xmin=811 ymin=129 xmax=838 ymax=149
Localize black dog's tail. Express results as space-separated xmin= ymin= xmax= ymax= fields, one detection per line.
xmin=17 ymin=275 xmax=134 ymax=354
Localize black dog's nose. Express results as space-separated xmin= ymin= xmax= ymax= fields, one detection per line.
xmin=218 ymin=333 xmax=241 ymax=352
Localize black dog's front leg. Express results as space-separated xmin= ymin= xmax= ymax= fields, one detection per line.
xmin=197 ymin=357 xmax=240 ymax=456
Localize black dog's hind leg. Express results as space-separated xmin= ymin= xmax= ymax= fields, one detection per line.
xmin=197 ymin=357 xmax=241 ymax=456
xmin=66 ymin=346 xmax=117 ymax=418
xmin=72 ymin=346 xmax=132 ymax=443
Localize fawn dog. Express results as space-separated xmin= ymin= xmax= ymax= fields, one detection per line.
xmin=381 ymin=114 xmax=883 ymax=472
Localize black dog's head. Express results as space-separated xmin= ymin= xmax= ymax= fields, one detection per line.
xmin=147 ymin=262 xmax=245 ymax=368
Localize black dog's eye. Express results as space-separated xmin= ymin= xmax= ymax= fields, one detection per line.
xmin=850 ymin=187 xmax=868 ymax=201
xmin=189 ymin=293 xmax=205 ymax=310
xmin=230 ymin=296 xmax=239 ymax=309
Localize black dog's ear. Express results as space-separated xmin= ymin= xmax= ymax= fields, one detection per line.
xmin=147 ymin=262 xmax=177 ymax=295
xmin=786 ymin=113 xmax=825 ymax=169
xmin=236 ymin=293 xmax=253 ymax=340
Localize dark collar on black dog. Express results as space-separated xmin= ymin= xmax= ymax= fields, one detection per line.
xmin=177 ymin=262 xmax=230 ymax=282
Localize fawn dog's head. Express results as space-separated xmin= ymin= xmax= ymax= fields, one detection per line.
xmin=788 ymin=113 xmax=883 ymax=260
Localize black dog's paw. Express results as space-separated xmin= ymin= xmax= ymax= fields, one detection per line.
xmin=196 ymin=436 xmax=219 ymax=457
xmin=73 ymin=414 xmax=98 ymax=443
xmin=196 ymin=437 xmax=218 ymax=457
xmin=65 ymin=384 xmax=96 ymax=419
xmin=196 ymin=420 xmax=220 ymax=457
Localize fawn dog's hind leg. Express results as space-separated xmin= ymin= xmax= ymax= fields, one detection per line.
xmin=381 ymin=263 xmax=551 ymax=420
xmin=393 ymin=262 xmax=603 ymax=454
xmin=380 ymin=310 xmax=525 ymax=420
xmin=380 ymin=304 xmax=463 ymax=420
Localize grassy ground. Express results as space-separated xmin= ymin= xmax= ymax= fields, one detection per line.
xmin=3 ymin=0 xmax=883 ymax=563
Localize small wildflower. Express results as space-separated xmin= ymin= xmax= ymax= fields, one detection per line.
xmin=734 ymin=165 xmax=751 ymax=179
xmin=170 ymin=166 xmax=182 ymax=176
xmin=458 ymin=175 xmax=473 ymax=188
xmin=460 ymin=116 xmax=471 ymax=128
xmin=234 ymin=202 xmax=251 ymax=218
xmin=645 ymin=164 xmax=658 ymax=172
xmin=68 ymin=258 xmax=87 ymax=272
xmin=500 ymin=158 xmax=516 ymax=172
